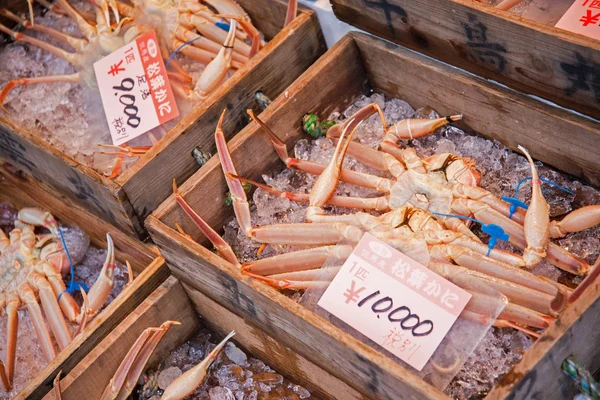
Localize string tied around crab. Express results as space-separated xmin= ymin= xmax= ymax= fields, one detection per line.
xmin=501 ymin=176 xmax=574 ymax=219
xmin=57 ymin=227 xmax=89 ymax=302
xmin=431 ymin=212 xmax=509 ymax=257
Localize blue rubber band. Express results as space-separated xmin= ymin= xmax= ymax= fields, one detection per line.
xmin=57 ymin=227 xmax=88 ymax=302
xmin=431 ymin=212 xmax=509 ymax=256
xmin=215 ymin=21 xmax=231 ymax=31
xmin=166 ymin=36 xmax=203 ymax=68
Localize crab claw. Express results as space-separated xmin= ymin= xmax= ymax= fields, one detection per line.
xmin=81 ymin=233 xmax=115 ymax=321
xmin=17 ymin=207 xmax=59 ymax=234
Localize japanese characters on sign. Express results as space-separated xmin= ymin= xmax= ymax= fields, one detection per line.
xmin=93 ymin=30 xmax=178 ymax=146
xmin=318 ymin=233 xmax=471 ymax=371
xmin=556 ymin=0 xmax=600 ymax=40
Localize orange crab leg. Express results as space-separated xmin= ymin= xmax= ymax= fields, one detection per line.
xmin=29 ymin=272 xmax=72 ymax=349
xmin=230 ymin=173 xmax=390 ymax=211
xmin=285 ymin=0 xmax=298 ymax=26
xmin=162 ymin=330 xmax=235 ymax=400
xmin=173 ymin=179 xmax=240 ymax=266
xmin=20 ymin=284 xmax=56 ymax=361
xmin=5 ymin=293 xmax=19 ymax=388
xmin=241 ymin=245 xmax=352 ymax=275
xmin=101 ymin=321 xmax=180 ymax=400
xmin=549 ymin=205 xmax=600 ymax=238
xmin=0 ymin=9 xmax=88 ymax=51
xmin=0 ymin=73 xmax=80 ymax=108
xmin=248 ymin=109 xmax=393 ymax=192
xmin=0 ymin=23 xmax=77 ymax=63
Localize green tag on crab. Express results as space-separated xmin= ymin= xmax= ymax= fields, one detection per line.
xmin=302 ymin=113 xmax=337 ymax=138
xmin=225 ymin=182 xmax=252 ymax=206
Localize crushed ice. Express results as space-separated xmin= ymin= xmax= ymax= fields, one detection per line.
xmin=138 ymin=325 xmax=312 ymax=399
xmin=221 ymin=93 xmax=600 ymax=398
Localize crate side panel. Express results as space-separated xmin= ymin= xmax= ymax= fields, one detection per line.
xmin=121 ymin=11 xmax=326 ymax=224
xmin=331 ymin=0 xmax=600 ymax=119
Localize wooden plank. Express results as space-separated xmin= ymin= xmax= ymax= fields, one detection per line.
xmin=0 ymin=0 xmax=325 ymax=240
xmin=183 ymin=282 xmax=368 ymax=400
xmin=353 ymin=32 xmax=600 ymax=186
xmin=0 ymin=166 xmax=154 ymax=272
xmin=0 ymin=166 xmax=169 ymax=399
xmin=0 ymin=119 xmax=140 ymax=236
xmin=43 ymin=277 xmax=200 ymax=400
xmin=330 ymin=0 xmax=600 ymax=119
xmin=118 ymin=6 xmax=326 ymax=225
xmin=488 ymin=271 xmax=600 ymax=400
xmin=152 ymin=35 xmax=368 ymax=244
xmin=147 ymin=216 xmax=446 ymax=400
xmin=148 ymin=32 xmax=600 ymax=400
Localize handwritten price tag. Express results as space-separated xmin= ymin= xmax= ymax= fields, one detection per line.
xmin=318 ymin=233 xmax=471 ymax=371
xmin=556 ymin=0 xmax=600 ymax=40
xmin=93 ymin=30 xmax=179 ymax=146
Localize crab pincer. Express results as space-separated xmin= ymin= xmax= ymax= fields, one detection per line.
xmin=161 ymin=330 xmax=236 ymax=400
xmin=518 ymin=146 xmax=550 ymax=267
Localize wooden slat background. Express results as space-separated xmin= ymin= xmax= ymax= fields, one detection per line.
xmin=330 ymin=0 xmax=600 ymax=119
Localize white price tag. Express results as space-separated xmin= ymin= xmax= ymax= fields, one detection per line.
xmin=93 ymin=30 xmax=179 ymax=145
xmin=556 ymin=1 xmax=600 ymax=40
xmin=318 ymin=233 xmax=471 ymax=371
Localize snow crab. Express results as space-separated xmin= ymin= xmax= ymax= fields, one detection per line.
xmin=169 ymin=109 xmax=582 ymax=337
xmin=0 ymin=207 xmax=118 ymax=391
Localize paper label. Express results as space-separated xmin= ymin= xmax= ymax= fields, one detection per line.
xmin=93 ymin=30 xmax=179 ymax=146
xmin=555 ymin=1 xmax=600 ymax=40
xmin=318 ymin=233 xmax=471 ymax=371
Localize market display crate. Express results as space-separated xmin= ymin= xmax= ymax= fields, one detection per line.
xmin=46 ymin=275 xmax=366 ymax=400
xmin=330 ymin=0 xmax=600 ymax=120
xmin=146 ymin=32 xmax=600 ymax=400
xmin=0 ymin=0 xmax=326 ymax=239
xmin=0 ymin=166 xmax=169 ymax=399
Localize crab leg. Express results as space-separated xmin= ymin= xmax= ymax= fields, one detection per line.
xmin=0 ymin=9 xmax=88 ymax=51
xmin=5 ymin=293 xmax=19 ymax=387
xmin=195 ymin=19 xmax=237 ymax=100
xmin=248 ymin=110 xmax=393 ymax=192
xmin=430 ymin=245 xmax=567 ymax=307
xmin=102 ymin=321 xmax=180 ymax=400
xmin=178 ymin=13 xmax=251 ymax=57
xmin=85 ymin=234 xmax=116 ymax=318
xmin=38 ymin=260 xmax=81 ymax=322
xmin=170 ymin=38 xmax=243 ymax=71
xmin=430 ymin=262 xmax=560 ymax=316
xmin=328 ymin=137 xmax=408 ymax=177
xmin=216 ymin=109 xmax=253 ymax=235
xmin=29 ymin=273 xmax=72 ymax=349
xmin=173 ymin=25 xmax=249 ymax=65
xmin=452 ymin=198 xmax=589 ymax=275
xmin=495 ymin=0 xmax=523 ymax=10
xmin=306 ymin=119 xmax=358 ymax=221
xmin=268 ymin=266 xmax=341 ymax=282
xmin=241 ymin=245 xmax=352 ymax=275
xmin=250 ymin=222 xmax=363 ymax=245
xmin=519 ymin=146 xmax=550 ymax=267
xmin=231 ymin=174 xmax=390 ymax=211
xmin=0 ymin=73 xmax=81 ymax=108
xmin=285 ymin=0 xmax=298 ymax=26
xmin=162 ymin=331 xmax=236 ymax=400
xmin=549 ymin=205 xmax=600 ymax=238
xmin=215 ymin=14 xmax=261 ymax=57
xmin=173 ymin=179 xmax=240 ymax=265
xmin=243 ymin=271 xmax=332 ymax=290
xmin=20 ymin=284 xmax=56 ymax=361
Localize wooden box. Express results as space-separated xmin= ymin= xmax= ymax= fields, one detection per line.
xmin=0 ymin=0 xmax=326 ymax=239
xmin=146 ymin=32 xmax=600 ymax=399
xmin=46 ymin=276 xmax=366 ymax=400
xmin=330 ymin=0 xmax=600 ymax=120
xmin=0 ymin=167 xmax=169 ymax=399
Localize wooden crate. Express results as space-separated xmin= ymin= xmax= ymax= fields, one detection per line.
xmin=329 ymin=0 xmax=600 ymax=120
xmin=0 ymin=166 xmax=169 ymax=400
xmin=0 ymin=0 xmax=326 ymax=239
xmin=46 ymin=276 xmax=367 ymax=400
xmin=146 ymin=32 xmax=600 ymax=399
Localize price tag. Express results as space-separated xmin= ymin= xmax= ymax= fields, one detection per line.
xmin=555 ymin=1 xmax=600 ymax=40
xmin=93 ymin=30 xmax=179 ymax=146
xmin=318 ymin=233 xmax=471 ymax=371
